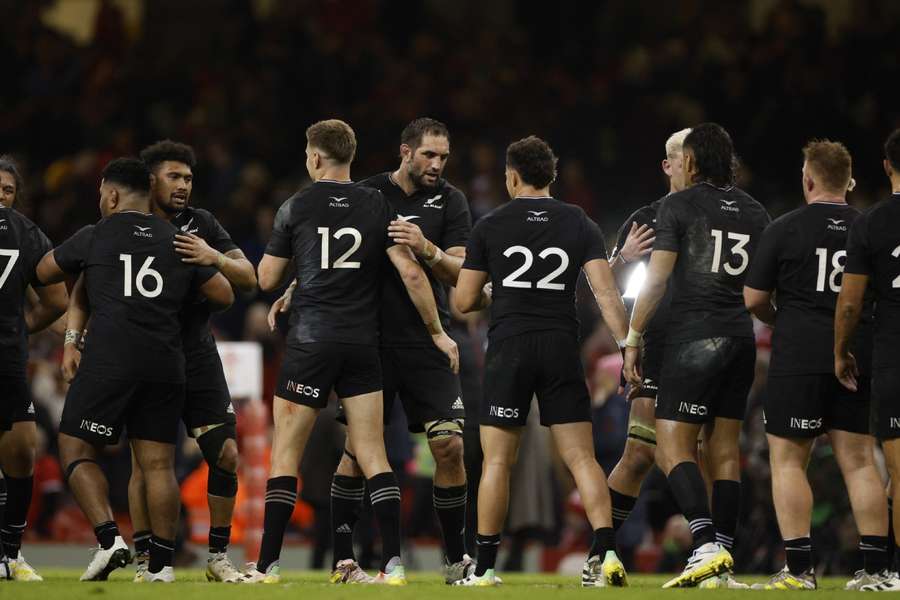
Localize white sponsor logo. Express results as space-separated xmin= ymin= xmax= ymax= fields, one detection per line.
xmin=396 ymin=214 xmax=420 ymax=222
xmin=527 ymin=210 xmax=549 ymax=222
xmin=641 ymin=378 xmax=658 ymax=391
xmin=827 ymin=217 xmax=847 ymax=231
xmin=27 ymin=402 xmax=35 ymax=415
xmin=81 ymin=419 xmax=115 ymax=437
xmin=329 ymin=196 xmax=350 ymax=208
xmin=451 ymin=397 xmax=465 ymax=410
xmin=678 ymin=401 xmax=707 ymax=416
xmin=180 ymin=217 xmax=199 ymax=234
xmin=423 ymin=194 xmax=443 ymax=209
xmin=489 ymin=405 xmax=520 ymax=419
xmin=790 ymin=417 xmax=822 ymax=430
xmin=133 ymin=225 xmax=153 ymax=238
xmin=336 ymin=523 xmax=352 ymax=533
xmin=286 ymin=380 xmax=321 ymax=398
xmin=719 ymin=199 xmax=740 ymax=213
xmin=891 ymin=417 xmax=900 ymax=429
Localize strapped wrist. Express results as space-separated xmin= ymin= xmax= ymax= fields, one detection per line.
xmin=425 ymin=247 xmax=443 ymax=267
xmin=64 ymin=329 xmax=82 ymax=347
xmin=625 ymin=327 xmax=643 ymax=348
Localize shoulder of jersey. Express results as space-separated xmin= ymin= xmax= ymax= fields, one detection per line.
xmin=0 ymin=207 xmax=40 ymax=232
xmin=358 ymin=172 xmax=392 ymax=193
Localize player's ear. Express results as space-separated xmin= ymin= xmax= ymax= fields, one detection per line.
xmin=885 ymin=159 xmax=893 ymax=179
xmin=399 ymin=144 xmax=412 ymax=163
xmin=662 ymin=158 xmax=672 ymax=178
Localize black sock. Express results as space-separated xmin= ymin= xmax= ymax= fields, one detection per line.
xmin=712 ymin=479 xmax=740 ymax=551
xmin=0 ymin=474 xmax=32 ymax=559
xmin=133 ymin=529 xmax=152 ymax=557
xmin=209 ymin=526 xmax=231 ymax=555
xmin=610 ymin=489 xmax=637 ymax=532
xmin=94 ymin=521 xmax=119 ymax=550
xmin=257 ymin=476 xmax=297 ymax=573
xmin=434 ymin=484 xmax=467 ymax=563
xmin=0 ymin=478 xmax=6 ymax=559
xmin=474 ymin=534 xmax=501 ymax=575
xmin=785 ymin=536 xmax=812 ymax=575
xmin=888 ymin=497 xmax=895 ymax=571
xmin=861 ymin=535 xmax=889 ymax=574
xmin=149 ymin=536 xmax=174 ymax=573
xmin=330 ymin=475 xmax=365 ymax=566
xmin=368 ymin=472 xmax=402 ymax=572
xmin=589 ymin=527 xmax=616 ymax=559
xmin=667 ymin=462 xmax=715 ymax=549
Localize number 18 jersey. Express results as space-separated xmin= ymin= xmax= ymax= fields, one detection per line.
xmin=463 ymin=197 xmax=608 ymax=343
xmin=653 ymin=182 xmax=770 ymax=343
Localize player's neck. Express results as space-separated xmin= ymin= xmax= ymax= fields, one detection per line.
xmin=152 ymin=203 xmax=174 ymax=222
xmin=806 ymin=191 xmax=846 ymax=205
xmin=514 ymin=185 xmax=551 ymax=199
xmin=316 ymin=166 xmax=351 ymax=183
xmin=391 ymin=167 xmax=418 ymax=196
xmin=890 ymin=177 xmax=900 ymax=195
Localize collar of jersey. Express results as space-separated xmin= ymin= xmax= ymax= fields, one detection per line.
xmin=118 ymin=210 xmax=152 ymax=216
xmin=515 ymin=195 xmax=555 ymax=200
xmin=318 ymin=179 xmax=354 ymax=185
xmin=699 ymin=181 xmax=735 ymax=193
xmin=808 ymin=199 xmax=847 ymax=206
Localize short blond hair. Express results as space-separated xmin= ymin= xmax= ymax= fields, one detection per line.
xmin=306 ymin=119 xmax=357 ymax=164
xmin=665 ymin=128 xmax=691 ymax=158
xmin=803 ymin=139 xmax=852 ymax=193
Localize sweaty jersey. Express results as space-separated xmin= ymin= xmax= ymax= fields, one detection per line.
xmin=611 ymin=196 xmax=671 ymax=345
xmin=265 ymin=180 xmax=395 ymax=346
xmin=0 ymin=206 xmax=53 ymax=378
xmin=361 ymin=172 xmax=471 ymax=347
xmin=745 ymin=201 xmax=872 ymax=375
xmin=170 ymin=207 xmax=239 ymax=358
xmin=53 ymin=211 xmax=218 ymax=383
xmin=653 ymin=182 xmax=771 ymax=343
xmin=463 ymin=197 xmax=608 ymax=343
xmin=845 ymin=193 xmax=900 ymax=370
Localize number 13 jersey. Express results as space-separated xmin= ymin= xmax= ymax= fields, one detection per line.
xmin=463 ymin=197 xmax=608 ymax=343
xmin=653 ymin=182 xmax=770 ymax=344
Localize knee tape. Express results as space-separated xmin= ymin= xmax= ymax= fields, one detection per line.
xmin=627 ymin=421 xmax=657 ymax=446
xmin=425 ymin=419 xmax=464 ymax=440
xmin=64 ymin=458 xmax=99 ymax=482
xmin=208 ymin=465 xmax=238 ymax=498
xmin=196 ymin=423 xmax=236 ymax=468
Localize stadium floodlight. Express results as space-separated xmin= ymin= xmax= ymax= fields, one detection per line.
xmin=623 ymin=261 xmax=646 ymax=299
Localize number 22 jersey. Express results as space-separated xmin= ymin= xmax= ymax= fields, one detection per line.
xmin=463 ymin=197 xmax=608 ymax=343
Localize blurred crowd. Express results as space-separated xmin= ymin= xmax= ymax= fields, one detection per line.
xmin=5 ymin=0 xmax=900 ymax=574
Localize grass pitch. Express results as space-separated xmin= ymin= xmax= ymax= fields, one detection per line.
xmin=1 ymin=570 xmax=856 ymax=598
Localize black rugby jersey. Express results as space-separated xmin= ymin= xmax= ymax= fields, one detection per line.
xmin=463 ymin=197 xmax=607 ymax=343
xmin=653 ymin=182 xmax=770 ymax=343
xmin=745 ymin=201 xmax=872 ymax=375
xmin=0 ymin=205 xmax=53 ymax=377
xmin=265 ymin=180 xmax=395 ymax=346
xmin=53 ymin=211 xmax=218 ymax=383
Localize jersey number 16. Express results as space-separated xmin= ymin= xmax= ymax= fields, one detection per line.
xmin=120 ymin=254 xmax=163 ymax=298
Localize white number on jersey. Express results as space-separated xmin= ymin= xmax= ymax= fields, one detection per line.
xmin=814 ymin=247 xmax=846 ymax=292
xmin=710 ymin=229 xmax=750 ymax=275
xmin=318 ymin=227 xmax=362 ymax=269
xmin=501 ymin=246 xmax=570 ymax=290
xmin=0 ymin=249 xmax=20 ymax=290
xmin=120 ymin=254 xmax=163 ymax=298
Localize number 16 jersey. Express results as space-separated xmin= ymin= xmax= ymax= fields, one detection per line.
xmin=53 ymin=211 xmax=218 ymax=383
xmin=463 ymin=197 xmax=608 ymax=343
xmin=653 ymin=182 xmax=770 ymax=344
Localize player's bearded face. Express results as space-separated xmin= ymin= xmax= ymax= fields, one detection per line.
xmin=153 ymin=161 xmax=193 ymax=214
xmin=407 ymin=134 xmax=449 ymax=189
xmin=0 ymin=171 xmax=16 ymax=208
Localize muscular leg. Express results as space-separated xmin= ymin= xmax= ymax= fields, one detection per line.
xmin=833 ymin=429 xmax=889 ymax=573
xmin=207 ymin=437 xmax=238 ymax=528
xmin=343 ymin=391 xmax=403 ymax=572
xmin=607 ymin=397 xmax=656 ymax=530
xmin=128 ymin=450 xmax=152 ymax=558
xmin=767 ymin=435 xmax=814 ymax=539
xmin=0 ymin=422 xmax=37 ymax=559
xmin=132 ymin=439 xmax=179 ymax=574
xmin=429 ymin=429 xmax=467 ymax=564
xmin=551 ymin=421 xmax=611 ymax=529
xmin=703 ymin=418 xmax=742 ymax=552
xmin=256 ymin=397 xmax=319 ymax=573
xmin=59 ymin=433 xmax=113 ymax=527
xmin=474 ymin=425 xmax=521 ymax=576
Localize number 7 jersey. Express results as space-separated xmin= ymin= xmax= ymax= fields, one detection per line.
xmin=463 ymin=197 xmax=608 ymax=343
xmin=653 ymin=182 xmax=770 ymax=343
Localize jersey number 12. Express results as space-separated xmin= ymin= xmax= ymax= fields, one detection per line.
xmin=318 ymin=227 xmax=362 ymax=269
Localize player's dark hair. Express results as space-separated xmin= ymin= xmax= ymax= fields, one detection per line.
xmin=885 ymin=128 xmax=900 ymax=172
xmin=140 ymin=140 xmax=197 ymax=172
xmin=683 ymin=123 xmax=737 ymax=188
xmin=506 ymin=136 xmax=557 ymax=188
xmin=0 ymin=155 xmax=24 ymax=201
xmin=306 ymin=119 xmax=356 ymax=164
xmin=101 ymin=157 xmax=151 ymax=193
xmin=803 ymin=139 xmax=852 ymax=192
xmin=400 ymin=117 xmax=449 ymax=151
